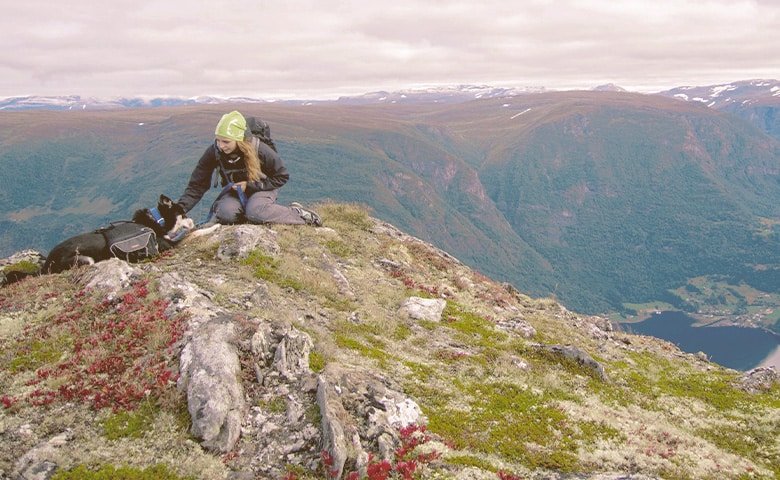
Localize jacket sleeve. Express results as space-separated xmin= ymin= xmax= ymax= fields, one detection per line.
xmin=177 ymin=146 xmax=217 ymax=212
xmin=246 ymin=142 xmax=289 ymax=194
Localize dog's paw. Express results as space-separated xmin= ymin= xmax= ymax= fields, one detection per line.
xmin=189 ymin=224 xmax=221 ymax=237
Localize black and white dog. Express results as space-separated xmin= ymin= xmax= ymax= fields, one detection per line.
xmin=42 ymin=195 xmax=195 ymax=274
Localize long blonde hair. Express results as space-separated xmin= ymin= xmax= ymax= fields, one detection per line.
xmin=235 ymin=140 xmax=265 ymax=182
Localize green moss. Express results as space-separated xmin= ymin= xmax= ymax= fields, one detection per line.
xmin=417 ymin=320 xmax=439 ymax=331
xmin=309 ymin=350 xmax=326 ymax=373
xmin=241 ymin=250 xmax=302 ymax=291
xmin=657 ymin=370 xmax=747 ymax=411
xmin=334 ymin=333 xmax=391 ymax=367
xmin=403 ymin=360 xmax=435 ymax=382
xmin=577 ymin=420 xmax=623 ymax=445
xmin=51 ymin=463 xmax=194 ymax=480
xmin=241 ymin=250 xmax=279 ymax=281
xmin=3 ymin=260 xmax=40 ymax=274
xmin=698 ymin=421 xmax=780 ymax=476
xmin=392 ymin=324 xmax=413 ymax=341
xmin=446 ymin=454 xmax=497 ymax=472
xmin=9 ymin=335 xmax=71 ymax=372
xmin=442 ymin=302 xmax=506 ymax=347
xmin=425 ymin=381 xmax=584 ymax=472
xmin=102 ymin=400 xmax=158 ymax=440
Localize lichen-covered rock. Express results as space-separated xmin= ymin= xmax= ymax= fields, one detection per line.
xmin=216 ymin=224 xmax=279 ymax=260
xmin=400 ymin=296 xmax=446 ymax=322
xmin=78 ymin=258 xmax=142 ymax=297
xmin=540 ymin=344 xmax=609 ymax=381
xmin=178 ymin=314 xmax=245 ymax=453
xmin=736 ymin=366 xmax=780 ymax=393
xmin=12 ymin=430 xmax=73 ymax=480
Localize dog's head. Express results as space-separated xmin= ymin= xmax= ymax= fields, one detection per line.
xmin=156 ymin=195 xmax=195 ymax=241
xmin=135 ymin=195 xmax=195 ymax=242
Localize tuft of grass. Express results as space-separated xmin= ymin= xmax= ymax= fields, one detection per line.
xmin=319 ymin=202 xmax=374 ymax=231
xmin=309 ymin=350 xmax=326 ymax=373
xmin=241 ymin=250 xmax=304 ymax=291
xmin=324 ymin=239 xmax=353 ymax=258
xmin=334 ymin=333 xmax=391 ymax=365
xmin=392 ymin=324 xmax=413 ymax=341
xmin=102 ymin=399 xmax=158 ymax=440
xmin=260 ymin=396 xmax=287 ymax=414
xmin=2 ymin=260 xmax=41 ymax=275
xmin=51 ymin=463 xmax=195 ymax=480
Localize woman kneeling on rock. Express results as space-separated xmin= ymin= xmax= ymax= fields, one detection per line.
xmin=177 ymin=110 xmax=321 ymax=227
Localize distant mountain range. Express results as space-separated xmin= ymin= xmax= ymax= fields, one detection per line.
xmin=3 ymin=79 xmax=777 ymax=110
xmin=0 ymin=85 xmax=548 ymax=110
xmin=1 ymin=82 xmax=779 ymax=326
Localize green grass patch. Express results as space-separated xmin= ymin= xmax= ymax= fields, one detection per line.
xmin=392 ymin=323 xmax=413 ymax=341
xmin=698 ymin=422 xmax=780 ymax=478
xmin=102 ymin=399 xmax=158 ymax=440
xmin=309 ymin=350 xmax=326 ymax=373
xmin=2 ymin=260 xmax=41 ymax=275
xmin=9 ymin=334 xmax=71 ymax=372
xmin=446 ymin=454 xmax=497 ymax=472
xmin=334 ymin=333 xmax=391 ymax=367
xmin=425 ymin=381 xmax=584 ymax=472
xmin=324 ymin=239 xmax=353 ymax=258
xmin=52 ymin=464 xmax=194 ymax=480
xmin=319 ymin=202 xmax=374 ymax=231
xmin=241 ymin=250 xmax=302 ymax=290
xmin=442 ymin=302 xmax=506 ymax=347
xmin=259 ymin=396 xmax=287 ymax=414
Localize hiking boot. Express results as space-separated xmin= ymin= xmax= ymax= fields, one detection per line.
xmin=290 ymin=202 xmax=322 ymax=227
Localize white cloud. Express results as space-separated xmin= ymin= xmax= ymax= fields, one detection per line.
xmin=0 ymin=0 xmax=777 ymax=98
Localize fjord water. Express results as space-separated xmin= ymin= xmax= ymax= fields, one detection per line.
xmin=622 ymin=311 xmax=780 ymax=371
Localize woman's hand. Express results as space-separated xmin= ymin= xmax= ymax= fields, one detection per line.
xmin=232 ymin=181 xmax=248 ymax=191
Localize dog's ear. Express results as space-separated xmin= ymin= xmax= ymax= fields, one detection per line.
xmin=159 ymin=194 xmax=173 ymax=207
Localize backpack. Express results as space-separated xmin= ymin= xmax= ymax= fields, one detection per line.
xmin=246 ymin=116 xmax=277 ymax=152
xmin=99 ymin=221 xmax=159 ymax=263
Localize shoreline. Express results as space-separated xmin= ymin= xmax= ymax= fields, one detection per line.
xmin=758 ymin=345 xmax=780 ymax=369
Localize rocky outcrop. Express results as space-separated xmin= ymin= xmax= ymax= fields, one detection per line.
xmin=2 ymin=217 xmax=777 ymax=480
xmin=0 ymin=250 xmax=45 ymax=287
xmin=736 ymin=366 xmax=780 ymax=393
xmin=317 ymin=364 xmax=426 ymax=478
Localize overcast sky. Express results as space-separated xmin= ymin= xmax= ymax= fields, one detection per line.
xmin=1 ymin=0 xmax=777 ymax=100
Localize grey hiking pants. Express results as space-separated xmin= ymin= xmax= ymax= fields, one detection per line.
xmin=214 ymin=189 xmax=305 ymax=225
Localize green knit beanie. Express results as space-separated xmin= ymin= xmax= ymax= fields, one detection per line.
xmin=214 ymin=110 xmax=247 ymax=141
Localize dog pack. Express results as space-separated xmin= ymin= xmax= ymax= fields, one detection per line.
xmin=99 ymin=221 xmax=159 ymax=263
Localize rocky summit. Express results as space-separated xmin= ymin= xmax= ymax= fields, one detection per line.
xmin=0 ymin=203 xmax=778 ymax=480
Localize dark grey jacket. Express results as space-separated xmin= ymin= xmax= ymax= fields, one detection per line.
xmin=177 ymin=140 xmax=289 ymax=212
